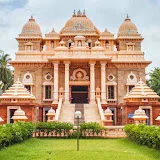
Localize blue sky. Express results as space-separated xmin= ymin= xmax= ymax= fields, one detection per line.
xmin=0 ymin=0 xmax=160 ymax=74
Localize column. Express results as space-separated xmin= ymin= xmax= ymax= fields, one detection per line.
xmin=100 ymin=61 xmax=107 ymax=104
xmin=89 ymin=61 xmax=96 ymax=104
xmin=64 ymin=61 xmax=70 ymax=104
xmin=53 ymin=61 xmax=59 ymax=104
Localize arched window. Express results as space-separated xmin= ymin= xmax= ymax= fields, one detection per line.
xmin=105 ymin=41 xmax=109 ymax=49
xmin=88 ymin=42 xmax=91 ymax=48
xmin=69 ymin=42 xmax=72 ymax=48
xmin=51 ymin=41 xmax=54 ymax=48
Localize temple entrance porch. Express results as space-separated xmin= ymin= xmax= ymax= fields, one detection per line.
xmin=71 ymin=86 xmax=89 ymax=104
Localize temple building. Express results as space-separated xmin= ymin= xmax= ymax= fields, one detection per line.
xmin=0 ymin=10 xmax=160 ymax=125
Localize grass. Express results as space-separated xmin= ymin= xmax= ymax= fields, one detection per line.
xmin=0 ymin=138 xmax=160 ymax=160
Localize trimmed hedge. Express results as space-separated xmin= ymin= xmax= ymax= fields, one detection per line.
xmin=0 ymin=122 xmax=35 ymax=150
xmin=35 ymin=122 xmax=73 ymax=137
xmin=36 ymin=121 xmax=73 ymax=131
xmin=124 ymin=124 xmax=160 ymax=149
xmin=35 ymin=122 xmax=106 ymax=138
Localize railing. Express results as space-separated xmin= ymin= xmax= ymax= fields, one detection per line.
xmin=33 ymin=126 xmax=126 ymax=138
xmin=96 ymin=98 xmax=105 ymax=121
xmin=105 ymin=126 xmax=126 ymax=138
xmin=55 ymin=98 xmax=63 ymax=121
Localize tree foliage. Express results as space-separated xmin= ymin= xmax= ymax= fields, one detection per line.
xmin=0 ymin=50 xmax=13 ymax=93
xmin=147 ymin=67 xmax=160 ymax=96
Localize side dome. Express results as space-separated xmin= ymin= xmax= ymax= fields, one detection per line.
xmin=19 ymin=16 xmax=42 ymax=37
xmin=118 ymin=15 xmax=139 ymax=37
xmin=60 ymin=10 xmax=100 ymax=36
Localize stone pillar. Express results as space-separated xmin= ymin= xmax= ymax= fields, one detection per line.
xmin=64 ymin=61 xmax=70 ymax=104
xmin=100 ymin=61 xmax=107 ymax=104
xmin=53 ymin=61 xmax=59 ymax=104
xmin=89 ymin=61 xmax=96 ymax=104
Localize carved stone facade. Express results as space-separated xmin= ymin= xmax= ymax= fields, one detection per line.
xmin=1 ymin=10 xmax=159 ymax=125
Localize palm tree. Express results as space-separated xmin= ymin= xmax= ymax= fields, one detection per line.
xmin=0 ymin=50 xmax=13 ymax=93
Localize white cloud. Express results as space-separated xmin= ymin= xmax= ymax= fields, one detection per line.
xmin=0 ymin=0 xmax=160 ymax=74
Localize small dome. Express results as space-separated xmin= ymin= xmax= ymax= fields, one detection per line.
xmin=11 ymin=107 xmax=28 ymax=120
xmin=118 ymin=15 xmax=138 ymax=37
xmin=14 ymin=107 xmax=25 ymax=116
xmin=104 ymin=107 xmax=113 ymax=116
xmin=0 ymin=117 xmax=4 ymax=122
xmin=45 ymin=28 xmax=60 ymax=39
xmin=95 ymin=39 xmax=100 ymax=45
xmin=59 ymin=39 xmax=65 ymax=45
xmin=155 ymin=114 xmax=160 ymax=121
xmin=20 ymin=16 xmax=42 ymax=37
xmin=74 ymin=35 xmax=85 ymax=40
xmin=132 ymin=107 xmax=148 ymax=119
xmin=46 ymin=107 xmax=55 ymax=116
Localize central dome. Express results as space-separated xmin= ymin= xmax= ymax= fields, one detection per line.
xmin=60 ymin=10 xmax=99 ymax=35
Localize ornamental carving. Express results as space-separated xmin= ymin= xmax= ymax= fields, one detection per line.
xmin=127 ymin=71 xmax=137 ymax=84
xmin=44 ymin=73 xmax=53 ymax=81
xmin=107 ymin=74 xmax=115 ymax=81
xmin=22 ymin=71 xmax=33 ymax=84
xmin=70 ymin=68 xmax=89 ymax=81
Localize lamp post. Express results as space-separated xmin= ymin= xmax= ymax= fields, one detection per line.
xmin=74 ymin=111 xmax=82 ymax=151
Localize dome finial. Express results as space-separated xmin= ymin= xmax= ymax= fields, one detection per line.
xmin=77 ymin=10 xmax=82 ymax=17
xmin=73 ymin=9 xmax=76 ymax=17
xmin=125 ymin=14 xmax=130 ymax=21
xmin=105 ymin=28 xmax=108 ymax=32
xmin=127 ymin=14 xmax=129 ymax=19
xmin=82 ymin=10 xmax=86 ymax=17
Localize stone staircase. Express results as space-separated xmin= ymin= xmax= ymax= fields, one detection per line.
xmin=59 ymin=103 xmax=101 ymax=125
xmin=74 ymin=104 xmax=85 ymax=126
xmin=84 ymin=103 xmax=101 ymax=123
xmin=59 ymin=104 xmax=75 ymax=124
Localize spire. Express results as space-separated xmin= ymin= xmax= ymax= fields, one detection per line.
xmin=77 ymin=10 xmax=82 ymax=17
xmin=105 ymin=28 xmax=108 ymax=32
xmin=125 ymin=14 xmax=130 ymax=21
xmin=127 ymin=14 xmax=129 ymax=19
xmin=73 ymin=9 xmax=76 ymax=17
xmin=51 ymin=28 xmax=55 ymax=32
xmin=82 ymin=10 xmax=86 ymax=17
xmin=29 ymin=15 xmax=35 ymax=21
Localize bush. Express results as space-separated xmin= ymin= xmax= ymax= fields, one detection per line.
xmin=124 ymin=124 xmax=160 ymax=149
xmin=0 ymin=122 xmax=35 ymax=150
xmin=35 ymin=122 xmax=73 ymax=137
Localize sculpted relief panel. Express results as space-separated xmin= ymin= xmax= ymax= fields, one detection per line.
xmin=70 ymin=68 xmax=89 ymax=81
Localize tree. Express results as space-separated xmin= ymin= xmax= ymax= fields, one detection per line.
xmin=0 ymin=50 xmax=13 ymax=93
xmin=147 ymin=67 xmax=160 ymax=96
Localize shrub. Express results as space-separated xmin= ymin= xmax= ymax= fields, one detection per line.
xmin=124 ymin=124 xmax=160 ymax=149
xmin=0 ymin=122 xmax=35 ymax=150
xmin=35 ymin=122 xmax=73 ymax=137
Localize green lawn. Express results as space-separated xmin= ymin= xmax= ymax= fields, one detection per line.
xmin=0 ymin=138 xmax=160 ymax=160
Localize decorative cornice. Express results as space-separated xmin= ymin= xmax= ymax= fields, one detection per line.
xmin=113 ymin=62 xmax=151 ymax=68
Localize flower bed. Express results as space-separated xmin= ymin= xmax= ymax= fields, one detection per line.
xmin=124 ymin=124 xmax=160 ymax=149
xmin=0 ymin=122 xmax=35 ymax=150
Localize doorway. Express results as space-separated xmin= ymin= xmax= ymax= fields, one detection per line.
xmin=71 ymin=86 xmax=88 ymax=103
xmin=144 ymin=109 xmax=150 ymax=125
xmin=9 ymin=109 xmax=16 ymax=123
